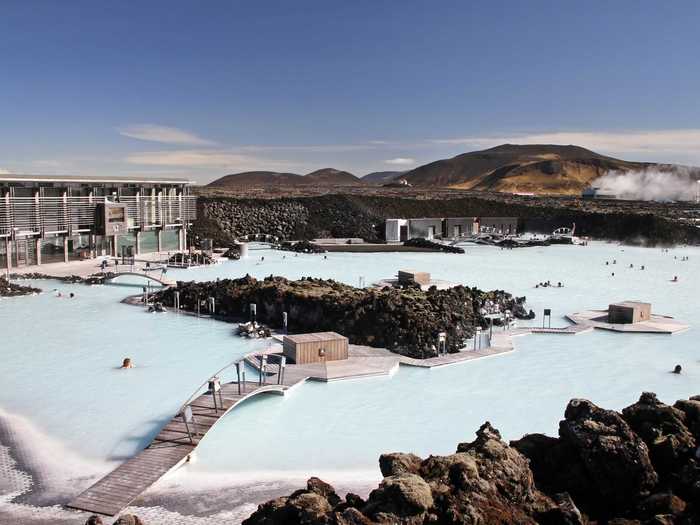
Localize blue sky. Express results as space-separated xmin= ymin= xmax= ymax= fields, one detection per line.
xmin=1 ymin=1 xmax=700 ymax=183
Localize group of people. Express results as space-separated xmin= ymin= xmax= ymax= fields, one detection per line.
xmin=535 ymin=281 xmax=563 ymax=288
xmin=54 ymin=290 xmax=75 ymax=298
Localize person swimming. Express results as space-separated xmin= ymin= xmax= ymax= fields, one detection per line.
xmin=121 ymin=357 xmax=133 ymax=369
xmin=672 ymin=364 xmax=682 ymax=374
xmin=672 ymin=276 xmax=678 ymax=282
xmin=69 ymin=292 xmax=75 ymax=298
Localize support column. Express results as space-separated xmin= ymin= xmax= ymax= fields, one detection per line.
xmin=63 ymin=235 xmax=69 ymax=263
xmin=156 ymin=229 xmax=163 ymax=252
xmin=135 ymin=231 xmax=141 ymax=256
xmin=112 ymin=235 xmax=118 ymax=257
xmin=35 ymin=238 xmax=42 ymax=266
xmin=179 ymin=228 xmax=187 ymax=251
xmin=4 ymin=238 xmax=11 ymax=273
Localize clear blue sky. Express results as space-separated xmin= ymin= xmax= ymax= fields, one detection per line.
xmin=2 ymin=1 xmax=700 ymax=182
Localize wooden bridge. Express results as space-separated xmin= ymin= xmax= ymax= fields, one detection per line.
xmin=104 ymin=271 xmax=176 ymax=287
xmin=67 ymin=354 xmax=299 ymax=516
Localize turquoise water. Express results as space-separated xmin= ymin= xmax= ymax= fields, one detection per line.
xmin=1 ymin=242 xmax=698 ymax=487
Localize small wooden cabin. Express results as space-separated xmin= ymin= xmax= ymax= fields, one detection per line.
xmin=398 ymin=270 xmax=431 ymax=286
xmin=283 ymin=332 xmax=349 ymax=364
xmin=608 ymin=301 xmax=652 ymax=324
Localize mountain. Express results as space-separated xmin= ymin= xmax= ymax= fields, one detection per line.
xmin=400 ymin=144 xmax=648 ymax=194
xmin=208 ymin=168 xmax=363 ymax=188
xmin=304 ymin=168 xmax=363 ymax=185
xmin=362 ymin=171 xmax=404 ymax=184
xmin=207 ymin=171 xmax=303 ymax=187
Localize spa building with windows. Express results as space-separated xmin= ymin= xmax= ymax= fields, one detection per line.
xmin=0 ymin=174 xmax=196 ymax=271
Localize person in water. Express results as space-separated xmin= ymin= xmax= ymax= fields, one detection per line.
xmin=673 ymin=364 xmax=682 ymax=374
xmin=121 ymin=358 xmax=133 ymax=369
xmin=69 ymin=292 xmax=75 ymax=298
xmin=672 ymin=275 xmax=679 ymax=282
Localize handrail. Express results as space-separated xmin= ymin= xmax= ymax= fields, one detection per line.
xmin=177 ymin=355 xmax=247 ymax=415
xmin=176 ymin=350 xmax=287 ymax=415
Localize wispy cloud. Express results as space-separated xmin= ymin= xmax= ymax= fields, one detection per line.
xmin=238 ymin=144 xmax=377 ymax=153
xmin=125 ymin=149 xmax=298 ymax=172
xmin=384 ymin=157 xmax=416 ymax=166
xmin=431 ymin=129 xmax=700 ymax=160
xmin=118 ymin=124 xmax=216 ymax=146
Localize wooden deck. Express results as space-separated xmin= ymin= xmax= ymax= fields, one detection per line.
xmin=67 ymin=380 xmax=292 ymax=516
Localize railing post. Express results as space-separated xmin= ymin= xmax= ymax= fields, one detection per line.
xmin=278 ymin=356 xmax=286 ymax=385
xmin=259 ymin=354 xmax=268 ymax=385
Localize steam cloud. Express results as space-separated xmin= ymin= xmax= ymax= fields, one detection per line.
xmin=592 ymin=167 xmax=699 ymax=201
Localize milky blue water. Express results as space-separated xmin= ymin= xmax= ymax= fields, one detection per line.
xmin=1 ymin=242 xmax=698 ymax=487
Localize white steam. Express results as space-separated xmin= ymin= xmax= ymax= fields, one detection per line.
xmin=592 ymin=167 xmax=699 ymax=201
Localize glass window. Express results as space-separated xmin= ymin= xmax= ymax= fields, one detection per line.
xmin=140 ymin=230 xmax=158 ymax=253
xmin=41 ymin=236 xmax=65 ymax=264
xmin=163 ymin=229 xmax=179 ymax=251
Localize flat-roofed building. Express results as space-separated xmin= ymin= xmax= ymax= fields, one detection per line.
xmin=0 ymin=174 xmax=196 ymax=271
xmin=476 ymin=217 xmax=518 ymax=235
xmin=385 ymin=218 xmax=409 ymax=242
xmin=445 ymin=217 xmax=477 ymax=238
xmin=408 ymin=218 xmax=443 ymax=240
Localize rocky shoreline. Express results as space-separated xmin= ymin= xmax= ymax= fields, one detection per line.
xmin=0 ymin=277 xmax=42 ymax=297
xmin=153 ymin=275 xmax=530 ymax=358
xmin=193 ymin=193 xmax=700 ymax=247
xmin=240 ymin=392 xmax=700 ymax=525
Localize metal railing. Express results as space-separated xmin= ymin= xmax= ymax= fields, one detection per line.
xmin=0 ymin=194 xmax=197 ymax=237
xmin=177 ymin=351 xmax=287 ymax=418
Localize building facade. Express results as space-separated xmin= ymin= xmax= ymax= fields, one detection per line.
xmin=0 ymin=174 xmax=196 ymax=270
xmin=385 ymin=216 xmax=518 ymax=241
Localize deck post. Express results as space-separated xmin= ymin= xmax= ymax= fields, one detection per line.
xmin=278 ymin=356 xmax=286 ymax=385
xmin=259 ymin=355 xmax=268 ymax=385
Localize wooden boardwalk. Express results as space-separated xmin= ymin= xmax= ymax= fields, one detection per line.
xmin=67 ymin=379 xmax=292 ymax=516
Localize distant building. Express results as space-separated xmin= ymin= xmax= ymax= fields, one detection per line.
xmin=475 ymin=217 xmax=518 ymax=235
xmin=446 ymin=217 xmax=477 ymax=238
xmin=0 ymin=174 xmax=196 ymax=271
xmin=406 ymin=218 xmax=443 ymax=240
xmin=385 ymin=218 xmax=410 ymax=242
xmin=385 ymin=216 xmax=518 ymax=241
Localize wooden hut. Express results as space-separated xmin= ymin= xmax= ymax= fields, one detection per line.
xmin=283 ymin=332 xmax=349 ymax=364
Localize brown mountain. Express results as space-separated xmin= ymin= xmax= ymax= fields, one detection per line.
xmin=207 ymin=171 xmax=303 ymax=187
xmin=304 ymin=168 xmax=363 ymax=185
xmin=401 ymin=144 xmax=649 ymax=194
xmin=362 ymin=170 xmax=404 ymax=184
xmin=208 ymin=168 xmax=363 ymax=188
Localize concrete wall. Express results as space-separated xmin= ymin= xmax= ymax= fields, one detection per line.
xmin=445 ymin=217 xmax=476 ymax=238
xmin=385 ymin=219 xmax=408 ymax=242
xmin=477 ymin=217 xmax=518 ymax=235
xmin=408 ymin=218 xmax=443 ymax=240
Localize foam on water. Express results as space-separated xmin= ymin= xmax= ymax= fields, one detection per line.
xmin=0 ymin=241 xmax=698 ymax=494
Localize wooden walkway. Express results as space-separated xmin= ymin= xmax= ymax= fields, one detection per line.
xmin=106 ymin=271 xmax=176 ymax=287
xmin=67 ymin=379 xmax=292 ymax=516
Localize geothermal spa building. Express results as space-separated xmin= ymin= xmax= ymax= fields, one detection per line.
xmin=0 ymin=174 xmax=196 ymax=271
xmin=385 ymin=216 xmax=518 ymax=242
